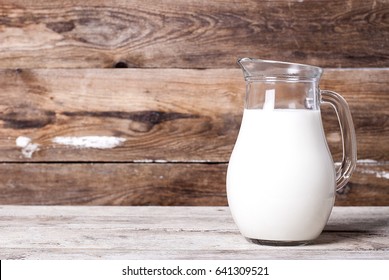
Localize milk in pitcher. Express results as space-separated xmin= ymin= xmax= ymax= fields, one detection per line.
xmin=227 ymin=109 xmax=336 ymax=243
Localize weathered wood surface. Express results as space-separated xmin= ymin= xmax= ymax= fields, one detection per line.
xmin=0 ymin=163 xmax=387 ymax=206
xmin=0 ymin=206 xmax=387 ymax=259
xmin=0 ymin=68 xmax=387 ymax=162
xmin=0 ymin=0 xmax=388 ymax=68
xmin=0 ymin=68 xmax=242 ymax=162
xmin=0 ymin=68 xmax=387 ymax=206
xmin=0 ymin=0 xmax=387 ymax=207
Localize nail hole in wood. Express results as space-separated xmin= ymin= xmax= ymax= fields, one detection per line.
xmin=114 ymin=61 xmax=128 ymax=68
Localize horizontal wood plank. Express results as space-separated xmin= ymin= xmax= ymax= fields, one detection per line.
xmin=0 ymin=206 xmax=388 ymax=259
xmin=0 ymin=163 xmax=228 ymax=206
xmin=0 ymin=163 xmax=387 ymax=206
xmin=0 ymin=68 xmax=388 ymax=162
xmin=0 ymin=68 xmax=243 ymax=162
xmin=0 ymin=0 xmax=388 ymax=68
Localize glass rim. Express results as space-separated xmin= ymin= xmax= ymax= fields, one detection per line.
xmin=238 ymin=57 xmax=323 ymax=81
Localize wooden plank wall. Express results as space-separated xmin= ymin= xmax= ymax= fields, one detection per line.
xmin=0 ymin=0 xmax=388 ymax=206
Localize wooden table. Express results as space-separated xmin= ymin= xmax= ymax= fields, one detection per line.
xmin=0 ymin=206 xmax=388 ymax=260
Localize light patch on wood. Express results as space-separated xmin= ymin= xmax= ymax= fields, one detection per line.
xmin=0 ymin=24 xmax=63 ymax=50
xmin=357 ymin=159 xmax=388 ymax=179
xmin=377 ymin=171 xmax=389 ymax=179
xmin=132 ymin=159 xmax=212 ymax=163
xmin=360 ymin=168 xmax=389 ymax=179
xmin=357 ymin=159 xmax=379 ymax=164
xmin=52 ymin=136 xmax=126 ymax=149
xmin=15 ymin=136 xmax=40 ymax=158
xmin=326 ymin=132 xmax=342 ymax=142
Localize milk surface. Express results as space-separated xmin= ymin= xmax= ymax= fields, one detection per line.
xmin=227 ymin=109 xmax=336 ymax=242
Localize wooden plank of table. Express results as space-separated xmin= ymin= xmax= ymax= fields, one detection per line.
xmin=0 ymin=68 xmax=387 ymax=162
xmin=0 ymin=0 xmax=388 ymax=68
xmin=0 ymin=163 xmax=387 ymax=206
xmin=0 ymin=206 xmax=387 ymax=259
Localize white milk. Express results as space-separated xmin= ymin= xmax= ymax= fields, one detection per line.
xmin=227 ymin=109 xmax=336 ymax=242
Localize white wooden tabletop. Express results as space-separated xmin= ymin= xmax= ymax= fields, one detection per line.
xmin=0 ymin=206 xmax=388 ymax=260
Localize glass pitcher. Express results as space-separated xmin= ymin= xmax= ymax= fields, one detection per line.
xmin=227 ymin=58 xmax=357 ymax=245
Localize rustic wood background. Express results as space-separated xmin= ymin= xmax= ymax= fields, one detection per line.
xmin=0 ymin=0 xmax=388 ymax=206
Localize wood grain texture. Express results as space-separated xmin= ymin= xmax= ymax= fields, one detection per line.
xmin=0 ymin=0 xmax=388 ymax=68
xmin=0 ymin=68 xmax=243 ymax=162
xmin=0 ymin=163 xmax=387 ymax=206
xmin=336 ymin=163 xmax=389 ymax=206
xmin=1 ymin=1 xmax=388 ymax=207
xmin=0 ymin=68 xmax=387 ymax=162
xmin=0 ymin=163 xmax=227 ymax=206
xmin=0 ymin=206 xmax=388 ymax=259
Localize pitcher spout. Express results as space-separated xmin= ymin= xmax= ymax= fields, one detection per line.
xmin=237 ymin=58 xmax=322 ymax=81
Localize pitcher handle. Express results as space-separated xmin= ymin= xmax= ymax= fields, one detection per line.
xmin=320 ymin=90 xmax=357 ymax=190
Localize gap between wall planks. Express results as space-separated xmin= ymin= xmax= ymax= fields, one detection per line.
xmin=0 ymin=0 xmax=388 ymax=68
